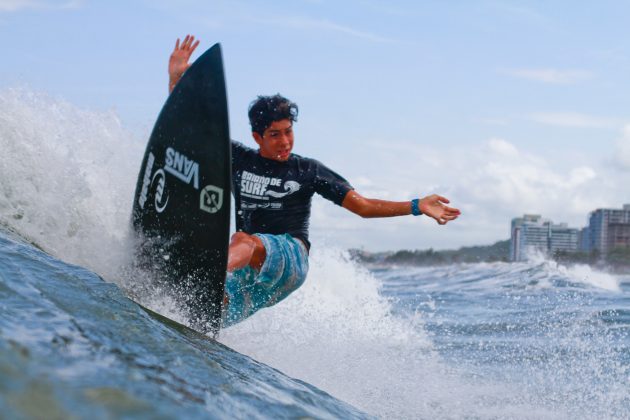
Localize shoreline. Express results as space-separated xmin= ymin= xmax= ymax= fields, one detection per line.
xmin=349 ymin=240 xmax=630 ymax=275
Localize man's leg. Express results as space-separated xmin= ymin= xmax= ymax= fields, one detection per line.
xmin=227 ymin=232 xmax=266 ymax=272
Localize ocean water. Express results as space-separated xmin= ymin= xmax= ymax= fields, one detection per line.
xmin=1 ymin=88 xmax=629 ymax=419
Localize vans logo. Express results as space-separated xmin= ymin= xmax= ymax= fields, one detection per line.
xmin=164 ymin=147 xmax=199 ymax=189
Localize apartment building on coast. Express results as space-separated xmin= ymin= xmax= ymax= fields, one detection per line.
xmin=510 ymin=215 xmax=579 ymax=262
xmin=582 ymin=204 xmax=630 ymax=254
xmin=510 ymin=204 xmax=630 ymax=262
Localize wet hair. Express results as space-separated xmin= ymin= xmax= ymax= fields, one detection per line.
xmin=248 ymin=94 xmax=299 ymax=136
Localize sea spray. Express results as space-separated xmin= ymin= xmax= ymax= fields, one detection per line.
xmin=0 ymin=87 xmax=142 ymax=279
xmin=378 ymin=261 xmax=629 ymax=419
xmin=220 ymin=247 xmax=454 ymax=418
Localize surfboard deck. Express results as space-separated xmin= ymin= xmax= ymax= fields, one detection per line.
xmin=131 ymin=43 xmax=231 ymax=335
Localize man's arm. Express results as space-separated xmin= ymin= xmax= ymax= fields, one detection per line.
xmin=342 ymin=190 xmax=460 ymax=225
xmin=168 ymin=35 xmax=200 ymax=93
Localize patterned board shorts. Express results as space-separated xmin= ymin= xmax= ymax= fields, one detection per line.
xmin=221 ymin=233 xmax=309 ymax=327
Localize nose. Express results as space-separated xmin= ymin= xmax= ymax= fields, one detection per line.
xmin=278 ymin=133 xmax=291 ymax=145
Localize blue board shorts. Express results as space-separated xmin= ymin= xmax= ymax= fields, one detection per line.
xmin=221 ymin=233 xmax=309 ymax=327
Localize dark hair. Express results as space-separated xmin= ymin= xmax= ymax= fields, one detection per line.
xmin=248 ymin=94 xmax=299 ymax=136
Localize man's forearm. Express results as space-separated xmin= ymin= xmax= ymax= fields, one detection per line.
xmin=356 ymin=198 xmax=412 ymax=218
xmin=342 ymin=191 xmax=412 ymax=218
xmin=343 ymin=190 xmax=459 ymax=224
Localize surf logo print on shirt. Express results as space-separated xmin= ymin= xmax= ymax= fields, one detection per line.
xmin=240 ymin=170 xmax=300 ymax=209
xmin=266 ymin=181 xmax=300 ymax=198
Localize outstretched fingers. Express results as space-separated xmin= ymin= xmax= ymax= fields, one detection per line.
xmin=190 ymin=39 xmax=200 ymax=55
xmin=436 ymin=203 xmax=461 ymax=225
xmin=443 ymin=205 xmax=461 ymax=215
xmin=182 ymin=35 xmax=197 ymax=50
xmin=182 ymin=34 xmax=192 ymax=48
xmin=417 ymin=194 xmax=461 ymax=225
xmin=174 ymin=35 xmax=200 ymax=54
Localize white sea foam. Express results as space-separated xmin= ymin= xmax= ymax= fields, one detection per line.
xmin=558 ymin=263 xmax=621 ymax=291
xmin=0 ymin=87 xmax=142 ymax=279
xmin=219 ymin=247 xmax=453 ymax=418
xmin=526 ymin=252 xmax=620 ymax=292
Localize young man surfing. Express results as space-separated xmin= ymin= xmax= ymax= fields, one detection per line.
xmin=169 ymin=35 xmax=461 ymax=327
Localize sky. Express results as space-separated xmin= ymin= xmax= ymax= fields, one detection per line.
xmin=2 ymin=0 xmax=630 ymax=251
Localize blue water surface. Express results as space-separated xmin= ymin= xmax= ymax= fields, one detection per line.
xmin=375 ymin=262 xmax=630 ymax=419
xmin=0 ymin=229 xmax=369 ymax=419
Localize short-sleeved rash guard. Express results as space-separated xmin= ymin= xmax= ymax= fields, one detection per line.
xmin=231 ymin=141 xmax=353 ymax=249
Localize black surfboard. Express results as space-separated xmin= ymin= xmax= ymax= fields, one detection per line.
xmin=131 ymin=44 xmax=230 ymax=335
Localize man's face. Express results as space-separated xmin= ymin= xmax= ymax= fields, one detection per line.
xmin=253 ymin=119 xmax=294 ymax=162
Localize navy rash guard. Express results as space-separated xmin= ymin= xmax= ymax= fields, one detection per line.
xmin=231 ymin=141 xmax=353 ymax=249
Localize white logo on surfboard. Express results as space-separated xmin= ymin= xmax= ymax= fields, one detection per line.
xmin=138 ymin=152 xmax=155 ymax=209
xmin=151 ymin=169 xmax=169 ymax=213
xmin=200 ymin=185 xmax=223 ymax=214
xmin=164 ymin=147 xmax=200 ymax=190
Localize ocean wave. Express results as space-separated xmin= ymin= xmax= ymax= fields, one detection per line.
xmin=0 ymin=229 xmax=368 ymax=418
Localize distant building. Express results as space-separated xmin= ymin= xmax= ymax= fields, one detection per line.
xmin=584 ymin=204 xmax=630 ymax=255
xmin=579 ymin=226 xmax=590 ymax=252
xmin=607 ymin=223 xmax=630 ymax=250
xmin=511 ymin=204 xmax=630 ymax=262
xmin=510 ymin=215 xmax=579 ymax=261
xmin=550 ymin=223 xmax=579 ymax=254
xmin=510 ymin=215 xmax=551 ymax=261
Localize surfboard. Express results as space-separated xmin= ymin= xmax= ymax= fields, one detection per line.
xmin=131 ymin=43 xmax=231 ymax=335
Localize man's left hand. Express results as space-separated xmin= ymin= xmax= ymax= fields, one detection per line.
xmin=419 ymin=195 xmax=461 ymax=225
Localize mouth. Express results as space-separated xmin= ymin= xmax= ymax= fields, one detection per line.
xmin=277 ymin=150 xmax=291 ymax=159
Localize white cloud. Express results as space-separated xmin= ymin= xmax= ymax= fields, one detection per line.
xmin=307 ymin=136 xmax=626 ymax=252
xmin=614 ymin=124 xmax=630 ymax=170
xmin=528 ymin=112 xmax=618 ymax=128
xmin=568 ymin=166 xmax=597 ymax=187
xmin=0 ymin=0 xmax=82 ymax=12
xmin=503 ymin=68 xmax=592 ymax=84
xmin=246 ymin=15 xmax=396 ymax=43
xmin=487 ymin=138 xmax=518 ymax=157
xmin=0 ymin=0 xmax=33 ymax=11
xmin=350 ymin=176 xmax=374 ymax=188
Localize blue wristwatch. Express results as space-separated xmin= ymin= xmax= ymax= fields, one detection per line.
xmin=411 ymin=198 xmax=422 ymax=216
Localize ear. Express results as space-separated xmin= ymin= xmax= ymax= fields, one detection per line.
xmin=252 ymin=132 xmax=263 ymax=147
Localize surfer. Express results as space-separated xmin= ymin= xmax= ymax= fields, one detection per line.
xmin=169 ymin=35 xmax=461 ymax=327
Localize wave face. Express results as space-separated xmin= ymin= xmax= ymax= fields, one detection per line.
xmin=2 ymin=88 xmax=629 ymax=419
xmin=0 ymin=229 xmax=367 ymax=419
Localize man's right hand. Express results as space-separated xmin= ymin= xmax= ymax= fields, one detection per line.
xmin=168 ymin=34 xmax=200 ymax=93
